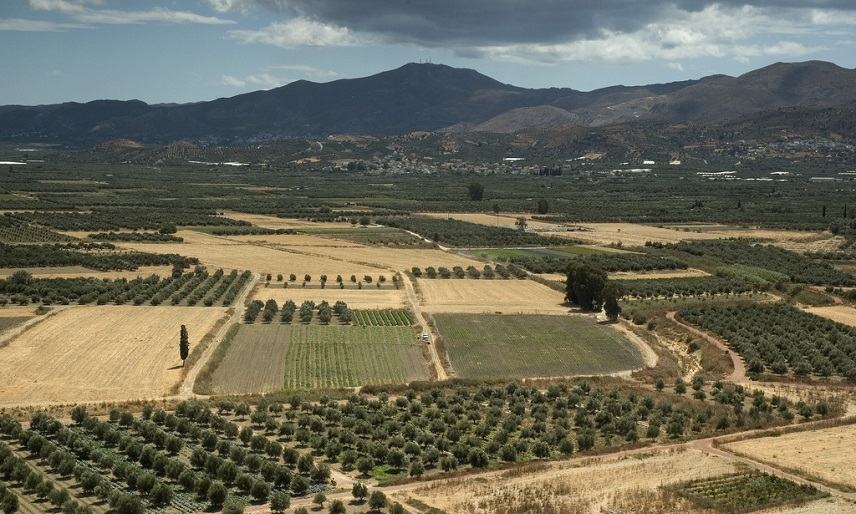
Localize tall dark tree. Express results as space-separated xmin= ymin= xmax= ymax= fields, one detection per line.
xmin=536 ymin=199 xmax=549 ymax=214
xmin=179 ymin=325 xmax=189 ymax=366
xmin=603 ymin=284 xmax=622 ymax=322
xmin=566 ymin=264 xmax=607 ymax=311
xmin=467 ymin=182 xmax=484 ymax=201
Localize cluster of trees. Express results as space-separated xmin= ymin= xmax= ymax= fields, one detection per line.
xmin=507 ymin=253 xmax=688 ymax=274
xmin=664 ymin=239 xmax=856 ymax=286
xmin=203 ymin=380 xmax=801 ymax=487
xmin=0 ymin=269 xmax=247 ymax=307
xmin=614 ymin=276 xmax=757 ymax=299
xmin=246 ymin=299 xmax=353 ymax=324
xmin=411 ymin=264 xmax=526 ymax=279
xmin=209 ymin=227 xmax=295 ymax=236
xmin=87 ymin=232 xmax=184 ymax=243
xmin=10 ymin=209 xmax=247 ymax=231
xmin=0 ymin=243 xmax=197 ymax=271
xmin=565 ymin=264 xmax=621 ymax=321
xmin=0 ymin=215 xmax=73 ymax=244
xmin=681 ymin=304 xmax=856 ymax=379
xmin=377 ymin=216 xmax=569 ymax=248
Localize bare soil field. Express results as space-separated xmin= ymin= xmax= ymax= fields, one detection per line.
xmin=723 ymin=424 xmax=856 ymax=490
xmin=252 ymin=286 xmax=407 ymax=309
xmin=0 ymin=305 xmax=227 ymax=404
xmin=118 ymin=231 xmax=381 ymax=276
xmin=402 ymin=448 xmax=739 ymax=514
xmin=277 ymin=245 xmax=484 ymax=271
xmin=220 ymin=211 xmax=354 ymax=229
xmin=418 ymin=278 xmax=568 ymax=314
xmin=0 ymin=265 xmax=173 ymax=279
xmin=803 ymin=305 xmax=856 ymax=327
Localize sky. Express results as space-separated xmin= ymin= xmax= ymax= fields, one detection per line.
xmin=2 ymin=0 xmax=856 ymax=105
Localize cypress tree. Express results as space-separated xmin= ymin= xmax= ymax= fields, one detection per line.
xmin=179 ymin=324 xmax=189 ymax=366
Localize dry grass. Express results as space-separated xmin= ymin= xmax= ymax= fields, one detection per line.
xmin=0 ymin=265 xmax=173 ymax=279
xmin=252 ymin=285 xmax=407 ymax=309
xmin=118 ymin=230 xmax=381 ymax=276
xmin=0 ymin=306 xmax=39 ymax=317
xmin=418 ymin=279 xmax=568 ymax=314
xmin=803 ymin=305 xmax=856 ymax=327
xmin=405 ymin=448 xmax=736 ymax=514
xmin=220 ymin=211 xmax=354 ymax=229
xmin=0 ymin=305 xmax=227 ymax=404
xmin=723 ymin=424 xmax=856 ymax=490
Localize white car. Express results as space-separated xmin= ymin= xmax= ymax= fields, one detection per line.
xmin=421 ymin=333 xmax=431 ymax=343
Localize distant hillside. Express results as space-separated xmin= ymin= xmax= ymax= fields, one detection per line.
xmin=1 ymin=61 xmax=854 ymax=144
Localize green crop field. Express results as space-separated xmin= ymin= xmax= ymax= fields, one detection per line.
xmin=434 ymin=314 xmax=645 ymax=379
xmin=352 ymin=309 xmax=414 ymax=326
xmin=209 ymin=324 xmax=429 ymax=392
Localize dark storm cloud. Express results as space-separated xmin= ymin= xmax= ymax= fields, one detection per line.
xmin=233 ymin=0 xmax=856 ymax=46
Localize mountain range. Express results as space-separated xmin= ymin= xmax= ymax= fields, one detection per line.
xmin=2 ymin=60 xmax=855 ymax=145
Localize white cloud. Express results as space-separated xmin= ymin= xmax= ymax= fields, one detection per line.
xmin=221 ymin=64 xmax=339 ymax=90
xmin=228 ymin=17 xmax=364 ymax=47
xmin=0 ymin=17 xmax=86 ymax=31
xmin=666 ymin=62 xmax=684 ymax=71
xmin=28 ymin=0 xmax=234 ymax=25
xmin=473 ymin=5 xmax=826 ymax=64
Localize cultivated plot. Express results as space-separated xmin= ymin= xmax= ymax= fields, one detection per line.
xmin=723 ymin=424 xmax=856 ymax=490
xmin=209 ymin=324 xmax=288 ymax=395
xmin=209 ymin=324 xmax=429 ymax=391
xmin=418 ymin=278 xmax=568 ymax=314
xmin=283 ymin=325 xmax=428 ymax=389
xmin=0 ymin=305 xmax=227 ymax=404
xmin=434 ymin=314 xmax=645 ymax=379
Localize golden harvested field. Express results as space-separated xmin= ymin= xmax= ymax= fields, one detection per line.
xmin=403 ymin=448 xmax=738 ymax=514
xmin=417 ymin=212 xmax=561 ymax=231
xmin=569 ymin=223 xmax=719 ymax=246
xmin=221 ymin=211 xmax=354 ymax=229
xmin=0 ymin=265 xmax=173 ymax=279
xmin=609 ymin=268 xmax=711 ymax=280
xmin=418 ymin=278 xmax=568 ymax=314
xmin=118 ymin=231 xmax=381 ymax=276
xmin=723 ymin=424 xmax=856 ymax=490
xmin=803 ymin=305 xmax=856 ymax=327
xmin=0 ymin=306 xmax=227 ymax=404
xmin=277 ymin=245 xmax=484 ymax=271
xmin=251 ymin=285 xmax=407 ymax=309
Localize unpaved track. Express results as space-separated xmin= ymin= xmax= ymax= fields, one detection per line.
xmin=667 ymin=311 xmax=747 ymax=383
xmin=179 ymin=273 xmax=259 ymax=397
xmin=400 ymin=272 xmax=449 ymax=380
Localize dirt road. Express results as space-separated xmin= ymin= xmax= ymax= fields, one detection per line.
xmin=399 ymin=272 xmax=449 ymax=380
xmin=666 ymin=311 xmax=747 ymax=383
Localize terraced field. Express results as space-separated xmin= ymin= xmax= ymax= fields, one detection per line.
xmin=434 ymin=314 xmax=645 ymax=379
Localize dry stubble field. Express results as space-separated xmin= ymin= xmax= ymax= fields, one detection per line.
xmin=118 ymin=230 xmax=382 ymax=277
xmin=220 ymin=212 xmax=355 ymax=230
xmin=400 ymin=447 xmax=852 ymax=514
xmin=803 ymin=305 xmax=856 ymax=327
xmin=271 ymin=244 xmax=484 ymax=271
xmin=252 ymin=285 xmax=406 ymax=309
xmin=418 ymin=278 xmax=568 ymax=314
xmin=723 ymin=424 xmax=856 ymax=490
xmin=0 ymin=305 xmax=227 ymax=404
